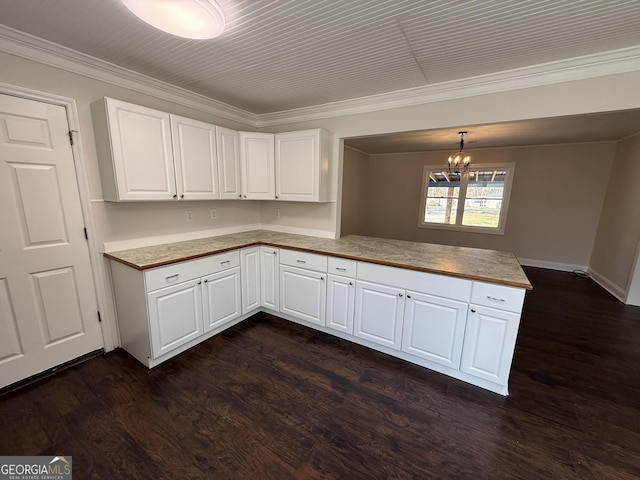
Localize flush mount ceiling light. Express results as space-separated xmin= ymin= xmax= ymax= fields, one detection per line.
xmin=447 ymin=131 xmax=472 ymax=175
xmin=121 ymin=0 xmax=226 ymax=39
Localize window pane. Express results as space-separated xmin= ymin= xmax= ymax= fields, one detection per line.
xmin=461 ymin=170 xmax=506 ymax=228
xmin=425 ymin=198 xmax=458 ymax=224
xmin=424 ymin=171 xmax=460 ymax=224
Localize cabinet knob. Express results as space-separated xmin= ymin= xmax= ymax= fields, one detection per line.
xmin=275 ymin=195 xmax=279 ymax=199
xmin=239 ymin=194 xmax=242 ymax=198
xmin=471 ymin=308 xmax=476 ymax=313
xmin=204 ymin=279 xmax=208 ymax=283
xmin=273 ymin=251 xmax=277 ymax=255
xmin=407 ymin=294 xmax=411 ymax=299
xmin=349 ymin=282 xmax=353 ymax=286
xmin=180 ymin=194 xmax=184 ymax=198
xmin=198 ymin=281 xmax=202 ymax=285
xmin=320 ymin=276 xmax=324 ymax=281
xmin=399 ymin=293 xmax=403 ymax=297
xmin=172 ymin=194 xmax=177 ymax=198
xmin=243 ymin=195 xmax=247 ymax=198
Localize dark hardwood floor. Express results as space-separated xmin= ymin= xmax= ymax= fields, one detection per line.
xmin=1 ymin=267 xmax=639 ymax=479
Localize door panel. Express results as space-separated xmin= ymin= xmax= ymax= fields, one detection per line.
xmin=203 ymin=267 xmax=241 ymax=332
xmin=354 ymin=280 xmax=404 ymax=349
xmin=0 ymin=94 xmax=103 ymax=388
xmin=31 ymin=267 xmax=85 ymax=344
xmin=9 ymin=162 xmax=68 ymax=246
xmin=401 ymin=292 xmax=467 ymax=369
xmin=0 ymin=278 xmax=22 ymax=363
xmin=148 ymin=280 xmax=203 ymax=358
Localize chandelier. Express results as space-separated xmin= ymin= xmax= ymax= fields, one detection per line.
xmin=447 ymin=131 xmax=472 ymax=175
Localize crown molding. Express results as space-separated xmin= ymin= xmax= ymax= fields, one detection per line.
xmin=256 ymin=45 xmax=640 ymax=127
xmin=0 ymin=25 xmax=258 ymax=127
xmin=1 ymin=24 xmax=639 ymax=129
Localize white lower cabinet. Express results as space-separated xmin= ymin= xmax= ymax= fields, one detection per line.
xmin=240 ymin=247 xmax=261 ymax=314
xmin=280 ymin=265 xmax=326 ymax=325
xmin=260 ymin=246 xmax=279 ymax=310
xmin=203 ymin=267 xmax=241 ymax=332
xmin=354 ymin=280 xmax=405 ymax=350
xmin=401 ymin=291 xmax=468 ymax=369
xmin=459 ymin=304 xmax=520 ymax=386
xmin=147 ymin=278 xmax=204 ymax=359
xmin=110 ymin=250 xmax=243 ymax=367
xmin=326 ymin=274 xmax=355 ymax=334
xmin=111 ymin=243 xmax=526 ymax=394
xmin=278 ymin=248 xmax=327 ymax=326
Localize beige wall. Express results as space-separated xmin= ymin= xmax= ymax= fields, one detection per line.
xmin=590 ymin=133 xmax=640 ymax=296
xmin=340 ymin=147 xmax=370 ymax=236
xmin=343 ymin=143 xmax=616 ymax=268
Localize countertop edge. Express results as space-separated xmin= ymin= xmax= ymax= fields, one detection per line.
xmin=104 ymin=240 xmax=533 ymax=290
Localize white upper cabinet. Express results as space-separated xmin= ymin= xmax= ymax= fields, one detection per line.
xmin=239 ymin=132 xmax=275 ymax=200
xmin=275 ymin=129 xmax=331 ymax=202
xmin=96 ymin=97 xmax=176 ymax=201
xmin=94 ymin=98 xmax=333 ymax=203
xmin=171 ymin=115 xmax=219 ymax=200
xmin=216 ymin=126 xmax=242 ymax=199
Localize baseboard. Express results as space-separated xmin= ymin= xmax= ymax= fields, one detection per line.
xmin=517 ymin=257 xmax=588 ymax=273
xmin=518 ymin=257 xmax=627 ymax=302
xmin=587 ymin=268 xmax=626 ymax=303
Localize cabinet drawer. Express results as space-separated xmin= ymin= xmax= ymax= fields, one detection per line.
xmin=328 ymin=257 xmax=357 ymax=277
xmin=201 ymin=250 xmax=240 ymax=275
xmin=471 ymin=282 xmax=525 ymax=313
xmin=144 ymin=251 xmax=240 ymax=292
xmin=357 ymin=262 xmax=471 ymax=302
xmin=279 ymin=249 xmax=327 ymax=272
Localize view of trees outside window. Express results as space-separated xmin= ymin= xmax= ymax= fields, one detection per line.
xmin=424 ymin=169 xmax=508 ymax=229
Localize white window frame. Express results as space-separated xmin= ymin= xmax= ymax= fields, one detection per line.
xmin=418 ymin=162 xmax=516 ymax=235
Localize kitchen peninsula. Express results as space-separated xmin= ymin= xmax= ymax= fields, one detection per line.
xmin=106 ymin=231 xmax=531 ymax=395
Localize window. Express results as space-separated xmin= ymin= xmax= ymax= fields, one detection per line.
xmin=419 ymin=163 xmax=515 ymax=234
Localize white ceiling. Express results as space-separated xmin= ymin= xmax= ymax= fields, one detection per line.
xmin=1 ymin=0 xmax=640 ymax=152
xmin=0 ymin=0 xmax=639 ymax=115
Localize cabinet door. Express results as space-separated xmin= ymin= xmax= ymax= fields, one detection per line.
xmin=275 ymin=129 xmax=319 ymax=201
xmin=354 ymin=281 xmax=404 ymax=350
xmin=460 ymin=305 xmax=520 ymax=385
xmin=239 ymin=132 xmax=275 ymax=199
xmin=147 ymin=279 xmax=203 ymax=359
xmin=202 ymin=267 xmax=241 ymax=332
xmin=105 ymin=97 xmax=176 ymax=201
xmin=216 ymin=126 xmax=242 ymax=199
xmin=326 ymin=274 xmax=355 ymax=334
xmin=241 ymin=247 xmax=261 ymax=314
xmin=401 ymin=292 xmax=468 ymax=369
xmin=260 ymin=246 xmax=279 ymax=310
xmin=170 ymin=115 xmax=219 ymax=200
xmin=280 ymin=265 xmax=326 ymax=325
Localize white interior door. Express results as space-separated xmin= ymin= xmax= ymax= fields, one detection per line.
xmin=0 ymin=93 xmax=103 ymax=389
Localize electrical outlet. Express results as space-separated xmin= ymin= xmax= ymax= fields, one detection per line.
xmin=274 ymin=208 xmax=280 ymax=218
xmin=210 ymin=209 xmax=217 ymax=220
xmin=185 ymin=210 xmax=193 ymax=222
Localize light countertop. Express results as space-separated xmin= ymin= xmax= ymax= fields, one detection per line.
xmin=104 ymin=230 xmax=532 ymax=290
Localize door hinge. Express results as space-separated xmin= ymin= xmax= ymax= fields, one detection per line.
xmin=68 ymin=130 xmax=74 ymax=146
xmin=97 ymin=311 xmax=102 ymax=323
xmin=83 ymin=227 xmax=88 ymax=240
